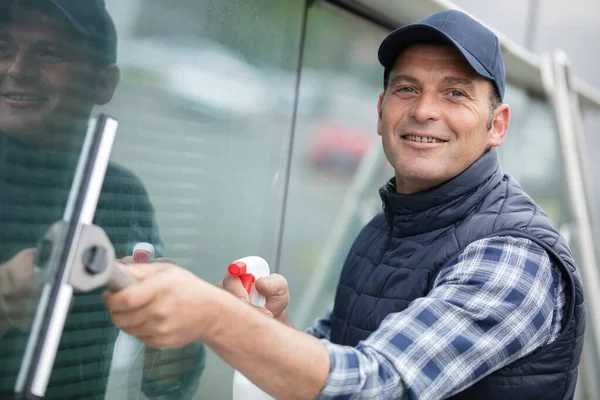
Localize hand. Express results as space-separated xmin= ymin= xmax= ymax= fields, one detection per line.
xmin=217 ymin=272 xmax=291 ymax=326
xmin=102 ymin=263 xmax=224 ymax=349
xmin=118 ymin=254 xmax=199 ymax=383
xmin=118 ymin=255 xmax=173 ymax=265
xmin=0 ymin=249 xmax=42 ymax=333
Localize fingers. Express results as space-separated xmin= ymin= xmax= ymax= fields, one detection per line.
xmin=125 ymin=263 xmax=173 ymax=281
xmin=254 ymin=306 xmax=273 ymax=318
xmin=220 ymin=274 xmax=250 ymax=302
xmin=103 ymin=270 xmax=166 ymax=312
xmin=1 ymin=252 xmax=40 ymax=298
xmin=110 ymin=307 xmax=149 ymax=330
xmin=17 ymin=248 xmax=37 ymax=261
xmin=119 ymin=256 xmax=134 ymax=265
xmin=120 ymin=255 xmax=172 ymax=265
xmin=255 ymin=274 xmax=288 ymax=297
xmin=153 ymin=257 xmax=174 ymax=264
xmin=255 ymin=274 xmax=289 ymax=317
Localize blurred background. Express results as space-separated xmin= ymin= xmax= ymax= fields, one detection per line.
xmin=10 ymin=0 xmax=597 ymax=398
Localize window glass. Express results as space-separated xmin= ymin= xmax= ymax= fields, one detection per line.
xmin=0 ymin=0 xmax=304 ymax=399
xmin=279 ymin=5 xmax=392 ymax=329
xmin=581 ymin=106 xmax=600 ymax=238
xmin=497 ymin=86 xmax=570 ymax=226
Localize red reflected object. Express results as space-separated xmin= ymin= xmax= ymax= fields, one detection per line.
xmin=133 ymin=250 xmax=151 ymax=263
xmin=307 ymin=122 xmax=371 ymax=172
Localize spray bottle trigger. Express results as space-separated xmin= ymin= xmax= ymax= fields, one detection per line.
xmin=239 ymin=274 xmax=255 ymax=294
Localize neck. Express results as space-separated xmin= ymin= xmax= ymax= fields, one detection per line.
xmin=1 ymin=127 xmax=84 ymax=155
xmin=394 ymin=149 xmax=492 ymax=194
xmin=394 ymin=176 xmax=445 ymax=194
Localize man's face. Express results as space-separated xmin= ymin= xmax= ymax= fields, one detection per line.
xmin=377 ymin=44 xmax=510 ymax=194
xmin=0 ymin=10 xmax=99 ymax=143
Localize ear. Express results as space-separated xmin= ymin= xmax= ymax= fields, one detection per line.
xmin=377 ymin=91 xmax=384 ymax=136
xmin=487 ymin=103 xmax=510 ymax=147
xmin=93 ymin=64 xmax=120 ymax=105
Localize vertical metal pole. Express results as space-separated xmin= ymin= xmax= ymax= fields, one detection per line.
xmin=524 ymin=0 xmax=540 ymax=51
xmin=541 ymin=51 xmax=600 ymax=400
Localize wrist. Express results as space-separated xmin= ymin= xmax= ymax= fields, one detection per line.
xmin=195 ymin=287 xmax=239 ymax=345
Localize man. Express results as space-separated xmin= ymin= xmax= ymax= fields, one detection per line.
xmin=0 ymin=0 xmax=204 ymax=399
xmin=104 ymin=9 xmax=585 ymax=399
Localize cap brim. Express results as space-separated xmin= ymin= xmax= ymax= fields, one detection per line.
xmin=378 ymin=24 xmax=494 ymax=82
xmin=49 ymin=0 xmax=91 ymax=37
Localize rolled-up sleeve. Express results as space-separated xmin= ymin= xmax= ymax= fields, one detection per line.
xmin=315 ymin=236 xmax=562 ymax=400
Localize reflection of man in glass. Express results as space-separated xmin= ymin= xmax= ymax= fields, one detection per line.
xmin=0 ymin=1 xmax=204 ymax=399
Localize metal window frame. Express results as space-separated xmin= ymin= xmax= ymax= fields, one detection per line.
xmin=541 ymin=50 xmax=600 ymax=400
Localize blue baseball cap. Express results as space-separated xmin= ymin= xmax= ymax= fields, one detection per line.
xmin=378 ymin=9 xmax=506 ymax=101
xmin=1 ymin=0 xmax=117 ymax=64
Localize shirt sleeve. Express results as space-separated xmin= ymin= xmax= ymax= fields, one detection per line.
xmin=315 ymin=236 xmax=560 ymax=400
xmin=305 ymin=304 xmax=334 ymax=340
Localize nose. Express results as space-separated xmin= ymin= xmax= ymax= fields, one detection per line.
xmin=7 ymin=50 xmax=39 ymax=82
xmin=411 ymin=90 xmax=441 ymax=123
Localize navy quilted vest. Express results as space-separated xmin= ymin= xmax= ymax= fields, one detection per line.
xmin=330 ymin=149 xmax=585 ymax=399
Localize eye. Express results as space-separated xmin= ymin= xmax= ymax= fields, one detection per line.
xmin=38 ymin=48 xmax=65 ymax=62
xmin=449 ymin=90 xmax=465 ymax=97
xmin=396 ymin=86 xmax=416 ymax=94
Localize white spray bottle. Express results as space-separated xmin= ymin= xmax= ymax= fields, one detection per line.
xmin=227 ymin=256 xmax=275 ymax=400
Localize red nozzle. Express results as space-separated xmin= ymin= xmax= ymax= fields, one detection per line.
xmin=228 ymin=261 xmax=255 ymax=294
xmin=228 ymin=261 xmax=247 ymax=276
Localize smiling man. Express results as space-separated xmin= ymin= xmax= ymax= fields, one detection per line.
xmin=103 ymin=9 xmax=585 ymax=400
xmin=0 ymin=1 xmax=204 ymax=399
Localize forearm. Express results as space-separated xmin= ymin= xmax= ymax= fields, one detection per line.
xmin=205 ymin=294 xmax=330 ymax=400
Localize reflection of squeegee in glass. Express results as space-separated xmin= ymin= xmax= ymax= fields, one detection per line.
xmin=14 ymin=114 xmax=139 ymax=400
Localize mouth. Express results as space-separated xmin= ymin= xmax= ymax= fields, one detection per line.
xmin=2 ymin=93 xmax=49 ymax=105
xmin=401 ymin=134 xmax=447 ymax=144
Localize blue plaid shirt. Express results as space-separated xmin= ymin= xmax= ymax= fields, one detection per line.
xmin=307 ymin=236 xmax=566 ymax=399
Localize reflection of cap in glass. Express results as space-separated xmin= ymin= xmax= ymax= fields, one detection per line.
xmin=50 ymin=0 xmax=117 ymax=64
xmin=378 ymin=9 xmax=506 ymax=101
xmin=1 ymin=0 xmax=117 ymax=64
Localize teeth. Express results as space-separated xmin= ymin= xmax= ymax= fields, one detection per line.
xmin=4 ymin=94 xmax=45 ymax=102
xmin=404 ymin=134 xmax=444 ymax=143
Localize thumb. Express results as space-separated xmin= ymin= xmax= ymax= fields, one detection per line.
xmin=254 ymin=274 xmax=289 ymax=317
xmin=124 ymin=262 xmax=173 ymax=281
xmin=255 ymin=274 xmax=288 ymax=297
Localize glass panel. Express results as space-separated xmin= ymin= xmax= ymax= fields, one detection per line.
xmin=102 ymin=0 xmax=305 ymax=399
xmin=497 ymin=87 xmax=570 ymax=227
xmin=0 ymin=3 xmax=121 ymax=399
xmin=280 ymin=5 xmax=392 ymax=329
xmin=1 ymin=0 xmax=304 ymax=399
xmin=581 ymin=106 xmax=600 ymax=239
